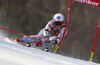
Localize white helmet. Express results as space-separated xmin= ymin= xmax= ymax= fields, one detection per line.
xmin=53 ymin=13 xmax=65 ymax=22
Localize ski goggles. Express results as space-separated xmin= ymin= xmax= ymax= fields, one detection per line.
xmin=54 ymin=21 xmax=63 ymax=26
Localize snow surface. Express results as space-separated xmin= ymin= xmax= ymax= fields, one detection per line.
xmin=0 ymin=38 xmax=99 ymax=65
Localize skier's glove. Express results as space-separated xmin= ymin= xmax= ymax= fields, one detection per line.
xmin=52 ymin=40 xmax=58 ymax=44
xmin=53 ymin=38 xmax=60 ymax=44
xmin=56 ymin=38 xmax=60 ymax=43
xmin=51 ymin=40 xmax=58 ymax=48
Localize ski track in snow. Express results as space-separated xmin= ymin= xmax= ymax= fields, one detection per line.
xmin=0 ymin=37 xmax=99 ymax=65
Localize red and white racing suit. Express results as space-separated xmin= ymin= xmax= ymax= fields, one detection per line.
xmin=22 ymin=20 xmax=67 ymax=47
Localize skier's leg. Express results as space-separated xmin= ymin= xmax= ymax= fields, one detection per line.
xmin=26 ymin=43 xmax=31 ymax=47
xmin=38 ymin=29 xmax=49 ymax=52
xmin=22 ymin=31 xmax=43 ymax=43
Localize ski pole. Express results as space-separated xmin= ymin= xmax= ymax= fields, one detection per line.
xmin=54 ymin=0 xmax=71 ymax=53
xmin=90 ymin=17 xmax=100 ymax=61
xmin=0 ymin=27 xmax=25 ymax=35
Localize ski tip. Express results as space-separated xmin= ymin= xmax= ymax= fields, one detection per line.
xmin=12 ymin=39 xmax=17 ymax=41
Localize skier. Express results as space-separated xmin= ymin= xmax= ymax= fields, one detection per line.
xmin=14 ymin=13 xmax=67 ymax=52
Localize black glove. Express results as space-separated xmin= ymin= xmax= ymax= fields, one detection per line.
xmin=52 ymin=40 xmax=58 ymax=44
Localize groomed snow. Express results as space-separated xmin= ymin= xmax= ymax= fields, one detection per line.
xmin=0 ymin=38 xmax=99 ymax=65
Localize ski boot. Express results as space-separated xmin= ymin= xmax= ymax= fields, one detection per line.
xmin=26 ymin=43 xmax=31 ymax=47
xmin=44 ymin=47 xmax=49 ymax=52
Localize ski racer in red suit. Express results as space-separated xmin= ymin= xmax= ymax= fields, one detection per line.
xmin=14 ymin=13 xmax=67 ymax=52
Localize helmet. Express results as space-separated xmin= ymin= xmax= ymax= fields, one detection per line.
xmin=53 ymin=13 xmax=65 ymax=22
xmin=53 ymin=13 xmax=65 ymax=26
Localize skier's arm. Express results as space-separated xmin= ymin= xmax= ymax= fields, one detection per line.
xmin=43 ymin=21 xmax=52 ymax=38
xmin=57 ymin=26 xmax=67 ymax=43
xmin=43 ymin=21 xmax=53 ymax=43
